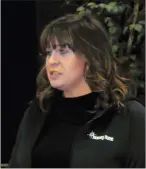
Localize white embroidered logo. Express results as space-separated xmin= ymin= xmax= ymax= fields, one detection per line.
xmin=88 ymin=131 xmax=114 ymax=141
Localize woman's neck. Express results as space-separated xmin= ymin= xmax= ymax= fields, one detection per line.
xmin=63 ymin=82 xmax=91 ymax=98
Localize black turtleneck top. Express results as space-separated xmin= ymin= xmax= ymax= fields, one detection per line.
xmin=31 ymin=92 xmax=99 ymax=168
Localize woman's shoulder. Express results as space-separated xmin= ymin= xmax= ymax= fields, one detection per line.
xmin=122 ymin=100 xmax=145 ymax=168
xmin=19 ymin=97 xmax=42 ymax=125
xmin=124 ymin=99 xmax=145 ymax=117
xmin=121 ymin=99 xmax=145 ymax=127
xmin=28 ymin=97 xmax=40 ymax=108
xmin=18 ymin=97 xmax=45 ymax=133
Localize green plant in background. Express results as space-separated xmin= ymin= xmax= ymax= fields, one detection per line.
xmin=63 ymin=0 xmax=145 ymax=97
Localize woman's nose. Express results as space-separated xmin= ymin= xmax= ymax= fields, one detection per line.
xmin=47 ymin=51 xmax=60 ymax=66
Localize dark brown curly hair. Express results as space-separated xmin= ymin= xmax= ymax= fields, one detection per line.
xmin=36 ymin=13 xmax=136 ymax=113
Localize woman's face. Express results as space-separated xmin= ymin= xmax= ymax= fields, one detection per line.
xmin=45 ymin=38 xmax=88 ymax=93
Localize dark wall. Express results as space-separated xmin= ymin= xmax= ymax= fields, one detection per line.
xmin=2 ymin=1 xmax=37 ymax=163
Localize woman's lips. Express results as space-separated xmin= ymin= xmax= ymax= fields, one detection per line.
xmin=49 ymin=71 xmax=62 ymax=80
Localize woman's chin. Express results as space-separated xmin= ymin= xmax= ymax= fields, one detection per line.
xmin=50 ymin=82 xmax=65 ymax=91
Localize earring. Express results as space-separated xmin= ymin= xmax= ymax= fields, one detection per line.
xmin=86 ymin=64 xmax=89 ymax=71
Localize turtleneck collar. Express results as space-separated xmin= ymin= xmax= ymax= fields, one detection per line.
xmin=54 ymin=92 xmax=99 ymax=124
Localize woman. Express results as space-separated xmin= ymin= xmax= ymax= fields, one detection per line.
xmin=8 ymin=13 xmax=145 ymax=168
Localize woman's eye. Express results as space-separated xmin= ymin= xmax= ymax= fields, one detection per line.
xmin=42 ymin=50 xmax=68 ymax=58
xmin=46 ymin=51 xmax=52 ymax=56
xmin=60 ymin=50 xmax=68 ymax=55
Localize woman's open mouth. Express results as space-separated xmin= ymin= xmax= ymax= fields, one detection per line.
xmin=49 ymin=71 xmax=62 ymax=80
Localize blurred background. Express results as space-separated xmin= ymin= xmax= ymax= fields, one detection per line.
xmin=1 ymin=0 xmax=145 ymax=165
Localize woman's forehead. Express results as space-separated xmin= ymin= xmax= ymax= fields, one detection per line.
xmin=46 ymin=43 xmax=68 ymax=50
xmin=46 ymin=36 xmax=71 ymax=50
xmin=46 ymin=29 xmax=73 ymax=47
xmin=47 ymin=36 xmax=59 ymax=46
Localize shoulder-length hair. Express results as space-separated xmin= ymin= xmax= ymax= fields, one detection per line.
xmin=36 ymin=13 xmax=136 ymax=112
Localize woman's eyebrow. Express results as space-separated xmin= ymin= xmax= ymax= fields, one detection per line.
xmin=46 ymin=48 xmax=52 ymax=52
xmin=46 ymin=44 xmax=68 ymax=51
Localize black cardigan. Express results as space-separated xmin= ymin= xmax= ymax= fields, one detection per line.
xmin=8 ymin=97 xmax=145 ymax=168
